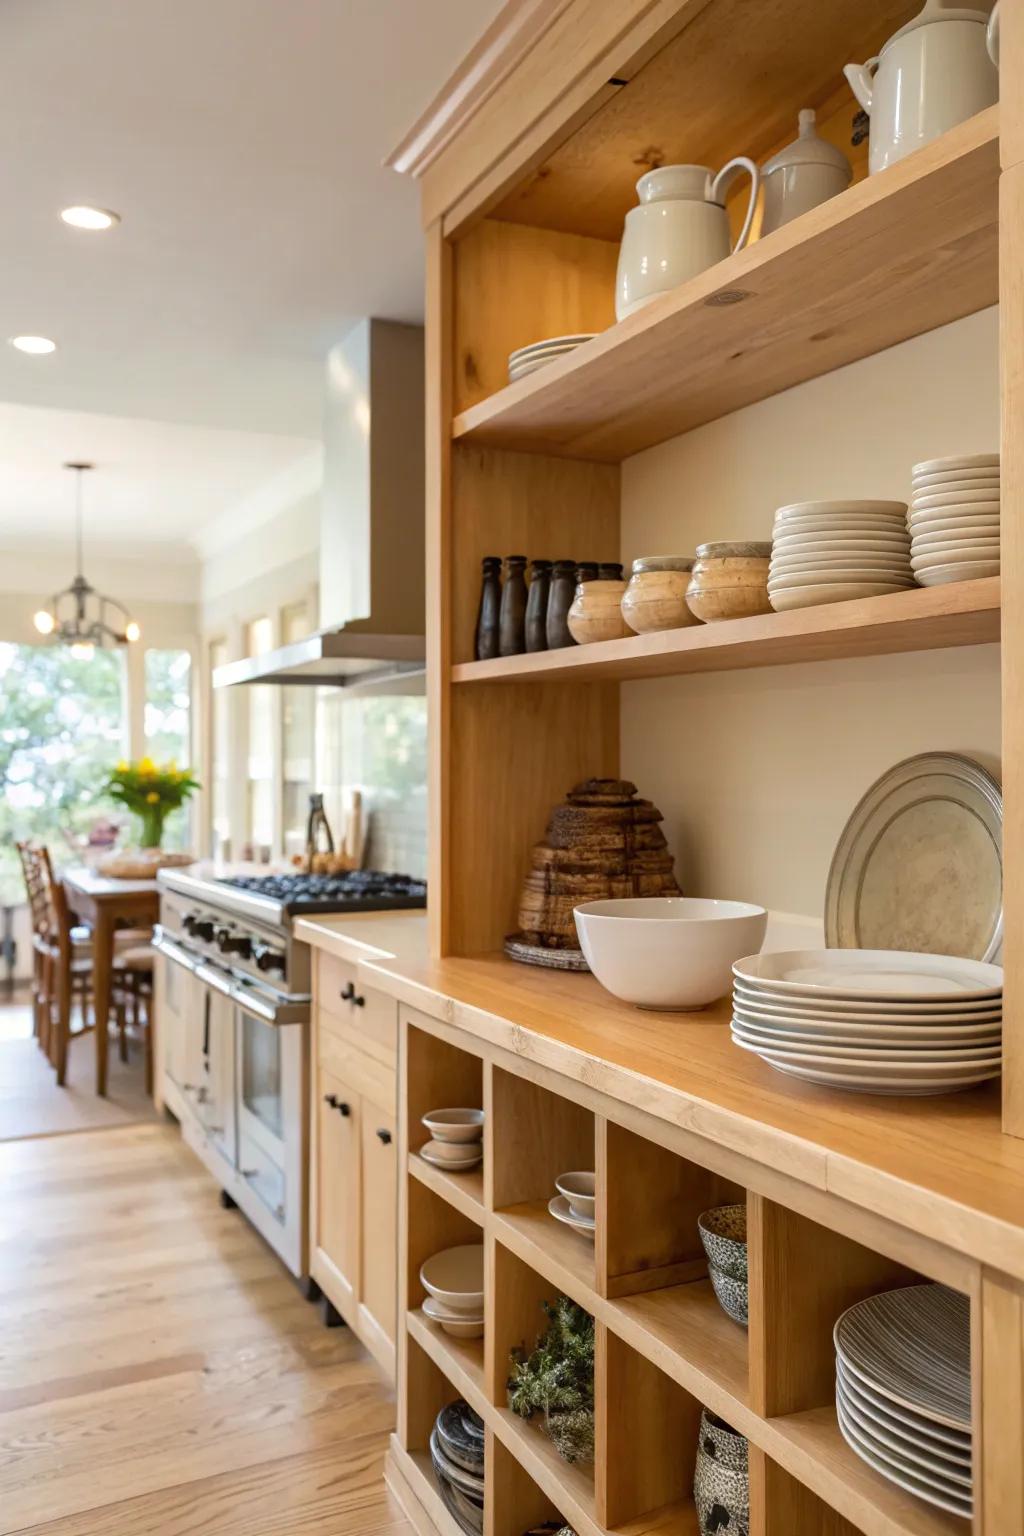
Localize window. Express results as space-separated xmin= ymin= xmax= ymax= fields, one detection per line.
xmin=281 ymin=601 xmax=314 ymax=858
xmin=208 ymin=637 xmax=231 ymax=860
xmin=0 ymin=643 xmax=125 ymax=903
xmin=246 ymin=617 xmax=275 ymax=858
xmin=144 ymin=647 xmax=193 ymax=849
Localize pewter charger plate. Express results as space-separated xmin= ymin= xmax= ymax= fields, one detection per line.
xmin=825 ymin=753 xmax=1003 ymax=962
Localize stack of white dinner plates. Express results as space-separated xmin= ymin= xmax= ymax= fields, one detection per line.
xmin=507 ymin=333 xmax=596 ymax=383
xmin=767 ymin=501 xmax=912 ymax=613
xmin=835 ymin=1284 xmax=971 ymax=1518
xmin=730 ymin=950 xmax=1003 ymax=1094
xmin=909 ymin=453 xmax=1000 ymax=586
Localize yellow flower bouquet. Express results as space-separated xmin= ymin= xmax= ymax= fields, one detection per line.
xmin=106 ymin=758 xmax=200 ymax=848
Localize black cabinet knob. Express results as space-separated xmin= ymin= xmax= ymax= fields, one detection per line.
xmin=337 ymin=1101 xmax=351 ymax=1117
xmin=340 ymin=981 xmax=365 ymax=1007
xmin=323 ymin=1092 xmax=338 ymax=1108
xmin=376 ymin=1128 xmax=392 ymax=1145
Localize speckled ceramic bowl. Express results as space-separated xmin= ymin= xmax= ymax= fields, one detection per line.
xmin=708 ymin=1264 xmax=748 ymax=1328
xmin=698 ymin=1204 xmax=748 ymax=1282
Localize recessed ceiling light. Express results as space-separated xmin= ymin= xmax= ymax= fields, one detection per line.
xmin=10 ymin=335 xmax=56 ymax=354
xmin=61 ymin=205 xmax=120 ymax=231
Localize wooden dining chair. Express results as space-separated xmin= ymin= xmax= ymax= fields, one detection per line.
xmin=37 ymin=847 xmax=95 ymax=1086
xmin=15 ymin=841 xmax=57 ymax=1055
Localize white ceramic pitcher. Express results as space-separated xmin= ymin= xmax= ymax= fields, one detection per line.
xmin=615 ymin=159 xmax=760 ymax=321
xmin=844 ymin=0 xmax=998 ymax=175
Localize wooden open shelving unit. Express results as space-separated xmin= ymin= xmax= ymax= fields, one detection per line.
xmin=385 ymin=0 xmax=1024 ymax=1532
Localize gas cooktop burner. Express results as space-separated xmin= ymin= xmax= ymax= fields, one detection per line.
xmin=216 ymin=869 xmax=427 ymax=916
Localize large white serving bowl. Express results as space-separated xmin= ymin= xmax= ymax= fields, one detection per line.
xmin=574 ymin=896 xmax=767 ymax=1011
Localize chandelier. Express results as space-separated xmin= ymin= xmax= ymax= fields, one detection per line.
xmin=33 ymin=462 xmax=141 ymax=658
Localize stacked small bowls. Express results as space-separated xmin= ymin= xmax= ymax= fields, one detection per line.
xmin=420 ymin=1243 xmax=484 ymax=1339
xmin=549 ymin=1171 xmax=595 ymax=1240
xmin=697 ymin=1204 xmax=748 ymax=1327
xmin=693 ymin=1409 xmax=749 ymax=1536
xmin=430 ymin=1398 xmax=485 ymax=1535
xmin=420 ymin=1108 xmax=484 ymax=1173
xmin=768 ymin=501 xmax=912 ymax=612
xmin=909 ymin=453 xmax=1000 ymax=585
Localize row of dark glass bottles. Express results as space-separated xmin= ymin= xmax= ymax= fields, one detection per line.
xmin=475 ymin=556 xmax=624 ymax=659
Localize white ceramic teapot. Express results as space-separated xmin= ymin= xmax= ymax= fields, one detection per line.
xmin=615 ymin=158 xmax=760 ymax=321
xmin=760 ymin=110 xmax=852 ymax=234
xmin=844 ymin=0 xmax=998 ymax=175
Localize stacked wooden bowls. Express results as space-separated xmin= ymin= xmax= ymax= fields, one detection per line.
xmin=505 ymin=778 xmax=680 ymax=969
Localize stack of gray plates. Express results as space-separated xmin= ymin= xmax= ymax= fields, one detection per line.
xmin=507 ymin=334 xmax=595 ymax=383
xmin=731 ymin=950 xmax=1003 ymax=1095
xmin=834 ymin=1285 xmax=971 ymax=1519
xmin=430 ymin=1399 xmax=485 ymax=1534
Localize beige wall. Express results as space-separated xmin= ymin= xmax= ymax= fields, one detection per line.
xmin=619 ymin=306 xmax=1000 ymax=922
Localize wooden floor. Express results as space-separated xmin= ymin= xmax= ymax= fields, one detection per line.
xmin=0 ymin=1122 xmax=413 ymax=1536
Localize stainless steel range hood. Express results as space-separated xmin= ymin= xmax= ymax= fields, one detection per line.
xmin=212 ymin=630 xmax=424 ymax=692
xmin=215 ymin=318 xmax=425 ymax=692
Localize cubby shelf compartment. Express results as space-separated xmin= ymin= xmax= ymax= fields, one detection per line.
xmin=451 ymin=578 xmax=1001 ymax=686
xmin=408 ymin=1151 xmax=486 ymax=1224
xmin=492 ymin=1201 xmax=596 ymax=1298
xmin=408 ymin=1305 xmax=486 ymax=1402
xmin=450 ymin=107 xmax=998 ymax=462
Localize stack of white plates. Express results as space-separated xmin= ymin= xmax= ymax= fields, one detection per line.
xmin=507 ymin=334 xmax=595 ymax=383
xmin=767 ymin=501 xmax=912 ymax=613
xmin=730 ymin=950 xmax=1003 ymax=1095
xmin=835 ymin=1284 xmax=971 ymax=1518
xmin=909 ymin=453 xmax=1000 ymax=586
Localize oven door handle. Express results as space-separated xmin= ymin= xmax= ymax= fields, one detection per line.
xmin=193 ymin=961 xmax=234 ymax=998
xmin=229 ymin=978 xmax=310 ymax=1027
xmin=152 ymin=930 xmax=198 ymax=974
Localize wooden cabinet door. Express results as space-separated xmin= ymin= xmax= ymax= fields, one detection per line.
xmin=360 ymin=1104 xmax=397 ymax=1349
xmin=315 ymin=1067 xmax=361 ymax=1307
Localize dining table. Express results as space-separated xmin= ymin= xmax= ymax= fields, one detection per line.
xmin=61 ymin=867 xmax=160 ymax=1095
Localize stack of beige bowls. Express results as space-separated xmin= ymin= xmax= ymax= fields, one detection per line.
xmin=768 ymin=501 xmax=912 ymax=612
xmin=909 ymin=453 xmax=1000 ymax=586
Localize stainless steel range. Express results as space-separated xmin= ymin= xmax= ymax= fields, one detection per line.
xmin=153 ymin=865 xmax=426 ymax=1277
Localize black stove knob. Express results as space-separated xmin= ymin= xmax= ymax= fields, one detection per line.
xmin=191 ymin=918 xmax=215 ymax=943
xmin=216 ymin=928 xmax=252 ymax=959
xmin=253 ymin=944 xmax=286 ymax=976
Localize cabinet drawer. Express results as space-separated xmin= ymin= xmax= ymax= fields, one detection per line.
xmin=317 ymin=953 xmax=399 ymax=1042
xmin=317 ymin=1018 xmax=396 ymax=1113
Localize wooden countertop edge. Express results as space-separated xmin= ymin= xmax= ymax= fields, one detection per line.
xmin=294 ymin=910 xmax=429 ymax=970
xmin=357 ymin=954 xmax=1024 ymax=1283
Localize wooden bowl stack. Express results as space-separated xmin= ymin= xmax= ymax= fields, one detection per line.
xmin=505 ymin=778 xmax=681 ymax=969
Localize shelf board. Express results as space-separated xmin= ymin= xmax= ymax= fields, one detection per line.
xmin=608 ymin=1280 xmax=749 ymax=1419
xmin=393 ymin=1445 xmax=468 ymax=1536
xmin=451 ymin=579 xmax=1000 ymax=685
xmin=409 ymin=1151 xmax=486 ymax=1224
xmin=451 ymin=108 xmax=998 ymax=462
xmin=491 ymin=1405 xmax=600 ymax=1536
xmin=767 ymin=1406 xmax=969 ymax=1536
xmin=493 ymin=1200 xmax=597 ymax=1300
xmin=408 ymin=1306 xmax=486 ymax=1404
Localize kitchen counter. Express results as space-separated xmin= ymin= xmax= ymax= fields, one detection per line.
xmin=294 ymin=909 xmax=429 ymax=970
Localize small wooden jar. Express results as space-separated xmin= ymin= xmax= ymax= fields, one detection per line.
xmin=686 ymin=541 xmax=773 ymax=623
xmin=567 ymin=577 xmax=630 ymax=644
xmin=621 ymin=556 xmax=698 ymax=633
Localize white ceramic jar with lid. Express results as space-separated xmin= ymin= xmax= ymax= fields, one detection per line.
xmin=844 ymin=0 xmax=998 ymax=175
xmin=760 ymin=110 xmax=852 ymax=234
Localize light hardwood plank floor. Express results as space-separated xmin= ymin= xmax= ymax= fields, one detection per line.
xmin=0 ymin=1122 xmax=413 ymax=1536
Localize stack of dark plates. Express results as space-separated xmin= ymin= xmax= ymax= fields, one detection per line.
xmin=430 ymin=1399 xmax=485 ymax=1535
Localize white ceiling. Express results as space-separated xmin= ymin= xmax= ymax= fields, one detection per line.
xmin=0 ymin=0 xmax=498 ymax=558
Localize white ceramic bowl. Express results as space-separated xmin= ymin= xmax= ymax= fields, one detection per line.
xmin=574 ymin=897 xmax=767 ymax=1011
xmin=420 ymin=1244 xmax=484 ymax=1312
xmin=421 ymin=1108 xmax=485 ymax=1144
xmin=420 ymin=1138 xmax=483 ymax=1167
xmin=555 ymin=1171 xmax=596 ymax=1220
xmin=422 ymin=1296 xmax=484 ymax=1336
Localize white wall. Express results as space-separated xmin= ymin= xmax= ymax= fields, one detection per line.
xmin=619 ymin=307 xmax=1000 ymax=922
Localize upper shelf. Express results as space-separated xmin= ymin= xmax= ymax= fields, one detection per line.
xmin=451 ymin=108 xmax=999 ymax=463
xmin=452 ymin=578 xmax=1001 ymax=685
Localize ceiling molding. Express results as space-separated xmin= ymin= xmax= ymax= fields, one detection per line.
xmin=385 ymin=0 xmax=573 ymax=178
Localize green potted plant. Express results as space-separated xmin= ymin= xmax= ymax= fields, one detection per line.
xmin=105 ymin=757 xmax=200 ymax=848
xmin=507 ymin=1296 xmax=595 ymax=1465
